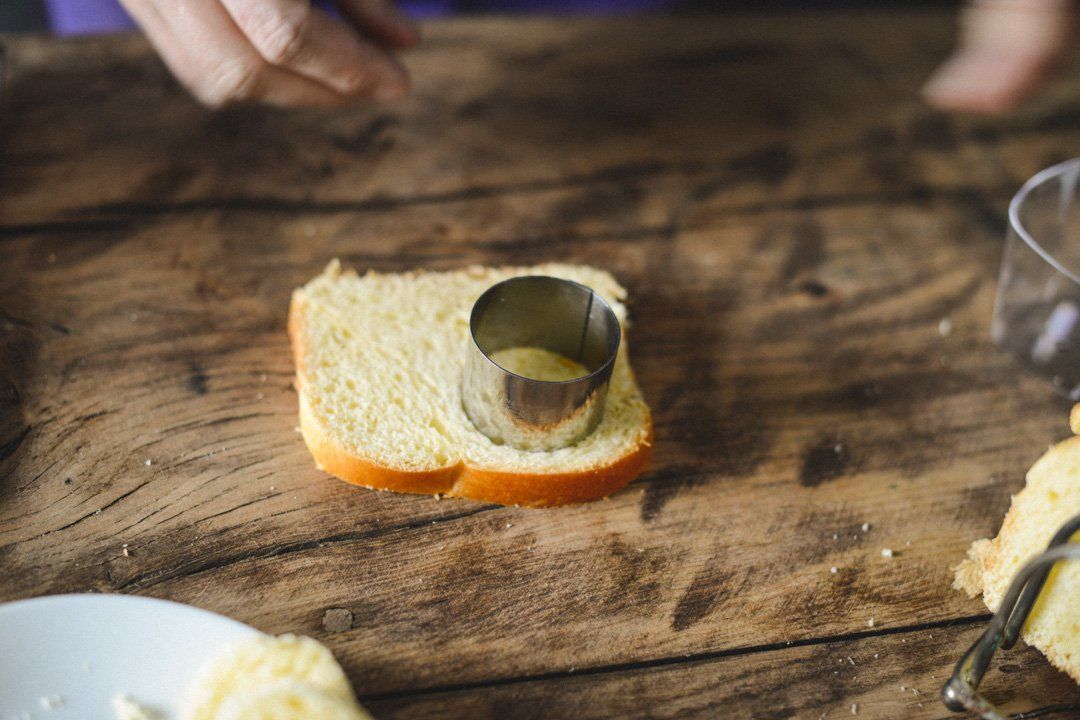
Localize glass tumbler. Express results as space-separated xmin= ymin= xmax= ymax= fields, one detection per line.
xmin=994 ymin=159 xmax=1080 ymax=399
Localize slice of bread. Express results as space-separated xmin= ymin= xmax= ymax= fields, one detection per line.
xmin=184 ymin=634 xmax=357 ymax=720
xmin=954 ymin=407 xmax=1080 ymax=684
xmin=289 ymin=261 xmax=653 ymax=507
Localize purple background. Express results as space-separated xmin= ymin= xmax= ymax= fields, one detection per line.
xmin=43 ymin=0 xmax=675 ymax=35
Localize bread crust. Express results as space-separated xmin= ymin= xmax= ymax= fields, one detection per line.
xmin=289 ymin=287 xmax=653 ymax=508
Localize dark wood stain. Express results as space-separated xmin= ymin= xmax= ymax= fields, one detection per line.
xmin=799 ymin=437 xmax=850 ymax=487
xmin=329 ymin=115 xmax=398 ymax=156
xmin=671 ymin=563 xmax=737 ymax=632
xmin=797 ymin=279 xmax=829 ymax=297
xmin=778 ymin=219 xmax=825 ymax=284
xmin=655 ymin=42 xmax=789 ymax=70
xmin=185 ymin=360 xmax=209 ymax=395
xmin=638 ymin=465 xmax=706 ymax=523
xmin=907 ymin=113 xmax=959 ymax=152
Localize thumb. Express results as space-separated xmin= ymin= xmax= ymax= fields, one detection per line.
xmin=924 ymin=0 xmax=1072 ymax=114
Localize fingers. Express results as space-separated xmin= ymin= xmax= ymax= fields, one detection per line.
xmin=925 ymin=52 xmax=1052 ymax=114
xmin=924 ymin=0 xmax=1072 ymax=114
xmin=121 ymin=0 xmax=352 ymax=107
xmin=220 ymin=0 xmax=410 ymax=100
xmin=335 ymin=0 xmax=421 ymax=49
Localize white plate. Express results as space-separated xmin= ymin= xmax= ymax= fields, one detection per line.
xmin=0 ymin=594 xmax=259 ymax=719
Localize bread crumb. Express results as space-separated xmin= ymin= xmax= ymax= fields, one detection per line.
xmin=144 ymin=459 xmax=153 ymax=466
xmin=867 ymin=618 xmax=875 ymax=627
xmin=881 ymin=548 xmax=893 ymax=558
xmin=832 ymin=534 xmax=838 ymax=540
xmin=938 ymin=317 xmax=953 ymax=336
xmin=122 ymin=547 xmax=129 ymax=557
xmin=111 ymin=693 xmax=159 ymax=720
xmin=830 ymin=566 xmax=838 ymax=574
xmin=433 ymin=493 xmax=441 ymax=500
xmin=954 ymin=538 xmax=991 ymax=597
xmin=39 ymin=695 xmax=63 ymax=710
xmin=256 ymin=393 xmax=264 ymax=400
xmin=861 ymin=523 xmax=870 ymax=532
xmin=834 ymin=444 xmax=843 ymax=454
xmin=505 ymin=523 xmax=513 ymax=529
xmin=850 ymin=703 xmax=857 ymax=715
xmin=847 ymin=656 xmax=855 ymax=666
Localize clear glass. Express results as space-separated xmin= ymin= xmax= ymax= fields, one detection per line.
xmin=994 ymin=158 xmax=1080 ymax=399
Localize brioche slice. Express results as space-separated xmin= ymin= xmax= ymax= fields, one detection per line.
xmin=217 ymin=683 xmax=372 ymax=720
xmin=289 ymin=261 xmax=653 ymax=507
xmin=954 ymin=407 xmax=1080 ymax=684
xmin=183 ymin=634 xmax=355 ymax=720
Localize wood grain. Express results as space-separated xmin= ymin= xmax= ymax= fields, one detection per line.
xmin=2 ymin=9 xmax=1080 ymax=718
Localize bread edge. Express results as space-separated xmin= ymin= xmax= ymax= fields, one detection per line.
xmin=289 ymin=280 xmax=653 ymax=508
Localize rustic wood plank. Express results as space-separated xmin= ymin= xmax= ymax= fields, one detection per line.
xmin=0 ymin=11 xmax=1059 ymax=226
xmin=361 ymin=623 xmax=1080 ymax=719
xmin=3 ymin=8 xmax=1080 ymax=715
xmin=0 ymin=193 xmax=1071 ymax=694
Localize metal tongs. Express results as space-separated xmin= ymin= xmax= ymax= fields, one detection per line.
xmin=942 ymin=513 xmax=1080 ymax=719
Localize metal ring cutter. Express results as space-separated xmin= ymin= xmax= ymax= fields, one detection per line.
xmin=461 ymin=276 xmax=621 ymax=452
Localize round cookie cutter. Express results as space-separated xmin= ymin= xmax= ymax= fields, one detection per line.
xmin=462 ymin=276 xmax=621 ymax=452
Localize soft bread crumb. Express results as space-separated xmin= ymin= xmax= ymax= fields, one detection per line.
xmin=489 ymin=347 xmax=588 ymax=382
xmin=953 ymin=538 xmax=991 ymax=598
xmin=111 ymin=693 xmax=158 ymax=720
xmin=183 ymin=634 xmax=354 ymax=720
xmin=39 ymin=696 xmax=63 ymax=710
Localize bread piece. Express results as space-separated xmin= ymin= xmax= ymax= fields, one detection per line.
xmin=217 ymin=682 xmax=372 ymax=720
xmin=954 ymin=408 xmax=1080 ymax=684
xmin=289 ymin=261 xmax=653 ymax=507
xmin=183 ymin=634 xmax=355 ymax=720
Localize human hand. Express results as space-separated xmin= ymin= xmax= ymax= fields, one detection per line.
xmin=118 ymin=0 xmax=420 ymax=107
xmin=924 ymin=0 xmax=1071 ymax=114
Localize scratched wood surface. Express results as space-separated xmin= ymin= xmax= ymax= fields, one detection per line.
xmin=2 ymin=9 xmax=1080 ymax=718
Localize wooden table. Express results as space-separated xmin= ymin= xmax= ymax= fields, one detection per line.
xmin=3 ymin=9 xmax=1080 ymax=718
